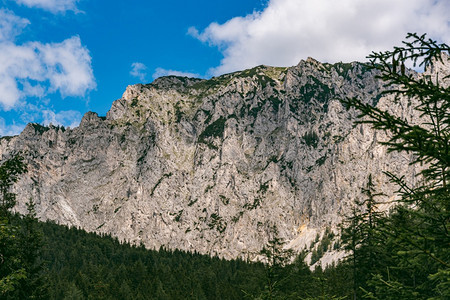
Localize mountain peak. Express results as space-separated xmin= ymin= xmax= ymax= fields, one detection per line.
xmin=0 ymin=57 xmax=427 ymax=263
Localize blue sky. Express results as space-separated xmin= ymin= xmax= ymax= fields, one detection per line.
xmin=0 ymin=0 xmax=449 ymax=136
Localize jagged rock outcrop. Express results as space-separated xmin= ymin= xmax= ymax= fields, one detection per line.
xmin=1 ymin=56 xmax=447 ymax=260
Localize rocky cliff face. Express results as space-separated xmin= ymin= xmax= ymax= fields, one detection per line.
xmin=2 ymin=56 xmax=446 ymax=261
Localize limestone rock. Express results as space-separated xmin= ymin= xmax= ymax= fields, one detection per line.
xmin=1 ymin=57 xmax=447 ymax=261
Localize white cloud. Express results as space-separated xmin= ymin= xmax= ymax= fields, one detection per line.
xmin=13 ymin=0 xmax=80 ymax=13
xmin=0 ymin=117 xmax=26 ymax=137
xmin=0 ymin=9 xmax=30 ymax=41
xmin=42 ymin=109 xmax=82 ymax=128
xmin=36 ymin=36 xmax=96 ymax=97
xmin=130 ymin=62 xmax=147 ymax=82
xmin=152 ymin=68 xmax=200 ymax=79
xmin=0 ymin=108 xmax=82 ymax=137
xmin=0 ymin=9 xmax=95 ymax=110
xmin=190 ymin=0 xmax=450 ymax=75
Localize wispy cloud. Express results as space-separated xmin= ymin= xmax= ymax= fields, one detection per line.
xmin=0 ymin=9 xmax=30 ymax=41
xmin=152 ymin=68 xmax=200 ymax=79
xmin=13 ymin=0 xmax=80 ymax=14
xmin=190 ymin=0 xmax=450 ymax=76
xmin=0 ymin=117 xmax=26 ymax=137
xmin=0 ymin=107 xmax=83 ymax=137
xmin=130 ymin=62 xmax=148 ymax=82
xmin=42 ymin=109 xmax=82 ymax=128
xmin=0 ymin=9 xmax=95 ymax=110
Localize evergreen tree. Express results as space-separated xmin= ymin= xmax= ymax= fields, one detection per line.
xmin=255 ymin=225 xmax=293 ymax=300
xmin=340 ymin=174 xmax=385 ymax=299
xmin=63 ymin=283 xmax=85 ymax=300
xmin=0 ymin=155 xmax=27 ymax=219
xmin=342 ymin=33 xmax=449 ymax=299
xmin=0 ymin=156 xmax=48 ymax=299
xmin=0 ymin=155 xmax=27 ymax=297
xmin=0 ymin=221 xmax=26 ymax=296
xmin=14 ymin=199 xmax=48 ymax=299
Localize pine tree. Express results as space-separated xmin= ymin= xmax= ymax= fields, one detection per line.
xmin=340 ymin=175 xmax=385 ymax=299
xmin=0 ymin=221 xmax=26 ymax=295
xmin=14 ymin=199 xmax=48 ymax=299
xmin=0 ymin=155 xmax=27 ymax=296
xmin=0 ymin=156 xmax=48 ymax=299
xmin=256 ymin=225 xmax=293 ymax=300
xmin=342 ymin=33 xmax=449 ymax=299
xmin=0 ymin=155 xmax=27 ymax=219
xmin=63 ymin=283 xmax=85 ymax=300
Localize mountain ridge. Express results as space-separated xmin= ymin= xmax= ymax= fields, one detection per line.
xmin=1 ymin=56 xmax=439 ymax=262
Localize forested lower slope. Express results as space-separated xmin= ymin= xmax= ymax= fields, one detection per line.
xmin=39 ymin=220 xmax=265 ymax=299
xmin=23 ymin=219 xmax=349 ymax=299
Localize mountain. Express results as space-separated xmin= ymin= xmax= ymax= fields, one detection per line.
xmin=1 ymin=57 xmax=437 ymax=262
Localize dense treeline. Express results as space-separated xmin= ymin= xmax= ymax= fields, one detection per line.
xmin=38 ymin=219 xmax=265 ymax=299
xmin=8 ymin=217 xmax=352 ymax=299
